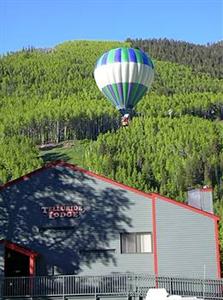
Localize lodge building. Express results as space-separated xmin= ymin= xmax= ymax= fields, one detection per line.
xmin=0 ymin=161 xmax=221 ymax=281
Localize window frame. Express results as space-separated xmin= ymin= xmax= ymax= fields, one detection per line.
xmin=120 ymin=232 xmax=153 ymax=254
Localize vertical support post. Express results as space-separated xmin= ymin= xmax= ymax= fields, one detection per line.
xmin=203 ymin=264 xmax=206 ymax=300
xmin=62 ymin=275 xmax=65 ymax=300
xmin=29 ymin=255 xmax=35 ymax=300
xmin=94 ymin=276 xmax=97 ymax=300
xmin=152 ymin=195 xmax=158 ymax=285
xmin=29 ymin=255 xmax=35 ymax=276
xmin=126 ymin=274 xmax=129 ymax=299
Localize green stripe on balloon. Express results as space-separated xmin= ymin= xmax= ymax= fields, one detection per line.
xmin=128 ymin=83 xmax=140 ymax=106
xmin=97 ymin=55 xmax=103 ymax=67
xmin=112 ymin=84 xmax=122 ymax=106
xmin=135 ymin=49 xmax=143 ymax=64
xmin=121 ymin=48 xmax=129 ymax=62
xmin=132 ymin=84 xmax=144 ymax=106
xmin=102 ymin=83 xmax=148 ymax=111
xmin=103 ymin=86 xmax=119 ymax=107
xmin=107 ymin=49 xmax=116 ymax=64
xmin=122 ymin=82 xmax=128 ymax=107
xmin=133 ymin=85 xmax=147 ymax=106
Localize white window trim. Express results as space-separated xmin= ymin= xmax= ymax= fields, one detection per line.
xmin=120 ymin=232 xmax=153 ymax=254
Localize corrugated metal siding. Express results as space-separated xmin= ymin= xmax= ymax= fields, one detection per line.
xmin=155 ymin=198 xmax=217 ymax=278
xmin=0 ymin=166 xmax=154 ymax=276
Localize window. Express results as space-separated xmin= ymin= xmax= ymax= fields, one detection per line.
xmin=121 ymin=232 xmax=152 ymax=254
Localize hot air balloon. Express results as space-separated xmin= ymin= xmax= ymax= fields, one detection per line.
xmin=94 ymin=47 xmax=154 ymax=126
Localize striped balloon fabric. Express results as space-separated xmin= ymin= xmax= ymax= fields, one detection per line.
xmin=94 ymin=47 xmax=154 ymax=114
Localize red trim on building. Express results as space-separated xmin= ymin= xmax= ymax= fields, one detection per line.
xmin=0 ymin=160 xmax=220 ymax=221
xmin=63 ymin=162 xmax=155 ymax=198
xmin=151 ymin=193 xmax=219 ymax=221
xmin=214 ymin=222 xmax=222 ymax=278
xmin=29 ymin=255 xmax=36 ymax=276
xmin=0 ymin=165 xmax=52 ymax=191
xmin=153 ymin=195 xmax=221 ymax=277
xmin=152 ymin=195 xmax=158 ymax=278
xmin=71 ymin=163 xmax=219 ymax=221
xmin=0 ymin=240 xmax=38 ymax=276
xmin=0 ymin=240 xmax=38 ymax=257
xmin=0 ymin=160 xmax=221 ymax=277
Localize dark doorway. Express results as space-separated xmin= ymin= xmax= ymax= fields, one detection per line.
xmin=5 ymin=247 xmax=29 ymax=277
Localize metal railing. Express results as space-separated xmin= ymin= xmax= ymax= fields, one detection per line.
xmin=0 ymin=273 xmax=223 ymax=299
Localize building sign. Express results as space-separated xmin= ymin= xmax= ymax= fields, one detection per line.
xmin=41 ymin=205 xmax=85 ymax=219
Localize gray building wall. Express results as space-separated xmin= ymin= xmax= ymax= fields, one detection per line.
xmin=79 ymin=192 xmax=153 ymax=275
xmin=0 ymin=165 xmax=154 ymax=276
xmin=0 ymin=164 xmax=219 ymax=278
xmin=156 ymin=198 xmax=218 ymax=278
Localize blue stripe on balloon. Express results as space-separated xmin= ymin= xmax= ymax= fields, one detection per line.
xmin=141 ymin=51 xmax=149 ymax=65
xmin=95 ymin=48 xmax=154 ymax=67
xmin=128 ymin=83 xmax=138 ymax=107
xmin=138 ymin=85 xmax=148 ymax=105
xmin=117 ymin=83 xmax=124 ymax=106
xmin=102 ymin=83 xmax=148 ymax=111
xmin=128 ymin=48 xmax=137 ymax=63
xmin=134 ymin=84 xmax=143 ymax=104
xmin=148 ymin=57 xmax=154 ymax=69
xmin=114 ymin=48 xmax=122 ymax=62
xmin=101 ymin=52 xmax=109 ymax=65
xmin=103 ymin=87 xmax=115 ymax=107
xmin=107 ymin=84 xmax=119 ymax=107
xmin=135 ymin=85 xmax=147 ymax=105
xmin=102 ymin=87 xmax=111 ymax=102
xmin=127 ymin=82 xmax=134 ymax=104
xmin=102 ymin=86 xmax=117 ymax=107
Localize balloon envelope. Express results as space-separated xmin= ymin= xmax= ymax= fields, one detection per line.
xmin=94 ymin=47 xmax=154 ymax=114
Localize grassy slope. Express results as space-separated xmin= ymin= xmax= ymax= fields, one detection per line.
xmin=40 ymin=140 xmax=89 ymax=168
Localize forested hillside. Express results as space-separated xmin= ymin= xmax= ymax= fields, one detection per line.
xmin=127 ymin=38 xmax=223 ymax=79
xmin=0 ymin=39 xmax=222 ymax=269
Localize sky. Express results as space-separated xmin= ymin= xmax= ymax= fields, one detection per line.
xmin=0 ymin=0 xmax=222 ymax=54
